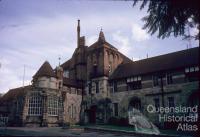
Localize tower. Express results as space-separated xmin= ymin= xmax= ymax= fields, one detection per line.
xmin=70 ymin=19 xmax=87 ymax=81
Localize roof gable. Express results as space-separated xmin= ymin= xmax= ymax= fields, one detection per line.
xmin=88 ymin=30 xmax=117 ymax=50
xmin=1 ymin=86 xmax=31 ymax=102
xmin=33 ymin=61 xmax=56 ymax=79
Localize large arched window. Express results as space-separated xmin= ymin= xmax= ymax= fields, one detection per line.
xmin=28 ymin=92 xmax=43 ymax=116
xmin=48 ymin=96 xmax=59 ymax=116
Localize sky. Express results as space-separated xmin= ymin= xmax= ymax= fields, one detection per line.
xmin=0 ymin=0 xmax=198 ymax=94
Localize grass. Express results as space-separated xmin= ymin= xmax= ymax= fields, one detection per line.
xmin=71 ymin=124 xmax=135 ymax=132
xmin=92 ymin=125 xmax=136 ymax=131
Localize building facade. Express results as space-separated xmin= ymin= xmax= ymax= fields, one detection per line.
xmin=0 ymin=20 xmax=199 ymax=128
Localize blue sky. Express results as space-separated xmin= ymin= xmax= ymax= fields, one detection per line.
xmin=0 ymin=0 xmax=198 ymax=93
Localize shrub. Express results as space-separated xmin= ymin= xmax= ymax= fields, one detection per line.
xmin=108 ymin=117 xmax=119 ymax=125
xmin=118 ymin=117 xmax=129 ymax=126
xmin=62 ymin=122 xmax=70 ymax=129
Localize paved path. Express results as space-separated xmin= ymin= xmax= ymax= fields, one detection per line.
xmin=0 ymin=127 xmax=138 ymax=137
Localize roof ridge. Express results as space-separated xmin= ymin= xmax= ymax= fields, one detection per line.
xmin=125 ymin=47 xmax=199 ymax=64
xmin=33 ymin=61 xmax=56 ymax=79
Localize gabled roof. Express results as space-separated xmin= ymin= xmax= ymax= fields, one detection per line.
xmin=33 ymin=61 xmax=56 ymax=79
xmin=61 ymin=59 xmax=71 ymax=70
xmin=110 ymin=47 xmax=199 ymax=80
xmin=1 ymin=86 xmax=31 ymax=102
xmin=88 ymin=30 xmax=117 ymax=50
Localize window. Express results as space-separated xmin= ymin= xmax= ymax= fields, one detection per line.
xmin=185 ymin=68 xmax=190 ymax=73
xmin=190 ymin=67 xmax=195 ymax=72
xmin=127 ymin=76 xmax=142 ymax=90
xmin=28 ymin=92 xmax=43 ymax=116
xmin=166 ymin=73 xmax=173 ymax=84
xmin=108 ymin=64 xmax=112 ymax=73
xmin=195 ymin=66 xmax=199 ymax=71
xmin=127 ymin=76 xmax=141 ymax=83
xmin=68 ymin=106 xmax=71 ymax=114
xmin=154 ymin=98 xmax=160 ymax=110
xmin=114 ymin=82 xmax=117 ymax=92
xmin=63 ymin=70 xmax=69 ymax=78
xmin=117 ymin=80 xmax=126 ymax=85
xmin=113 ymin=103 xmax=118 ymax=116
xmin=71 ymin=104 xmax=73 ymax=118
xmin=95 ymin=81 xmax=99 ymax=93
xmin=185 ymin=66 xmax=199 ymax=82
xmin=127 ymin=81 xmax=142 ymax=90
xmin=109 ymin=82 xmax=114 ymax=93
xmin=88 ymin=82 xmax=92 ymax=94
xmin=168 ymin=97 xmax=175 ymax=108
xmin=93 ymin=65 xmax=97 ymax=75
xmin=138 ymin=76 xmax=141 ymax=81
xmin=48 ymin=96 xmax=59 ymax=116
xmin=73 ymin=106 xmax=76 ymax=118
xmin=58 ymin=82 xmax=62 ymax=89
xmin=16 ymin=100 xmax=20 ymax=115
xmin=185 ymin=66 xmax=199 ymax=73
xmin=153 ymin=76 xmax=159 ymax=86
xmin=69 ymin=104 xmax=76 ymax=119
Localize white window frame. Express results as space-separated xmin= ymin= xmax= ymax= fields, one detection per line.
xmin=28 ymin=92 xmax=43 ymax=116
xmin=48 ymin=96 xmax=59 ymax=116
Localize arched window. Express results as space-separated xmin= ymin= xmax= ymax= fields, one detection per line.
xmin=28 ymin=92 xmax=43 ymax=116
xmin=48 ymin=96 xmax=59 ymax=116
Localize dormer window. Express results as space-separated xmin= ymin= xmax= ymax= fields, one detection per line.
xmin=127 ymin=76 xmax=141 ymax=83
xmin=195 ymin=66 xmax=199 ymax=71
xmin=127 ymin=76 xmax=142 ymax=90
xmin=185 ymin=66 xmax=199 ymax=73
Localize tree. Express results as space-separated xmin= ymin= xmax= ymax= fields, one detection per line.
xmin=133 ymin=0 xmax=199 ymax=40
xmin=97 ymin=98 xmax=112 ymax=123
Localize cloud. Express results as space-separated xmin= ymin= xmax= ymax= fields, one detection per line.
xmin=131 ymin=23 xmax=150 ymax=42
xmin=0 ymin=58 xmax=32 ymax=93
xmin=112 ymin=31 xmax=131 ymax=56
xmin=87 ymin=35 xmax=98 ymax=46
xmin=0 ymin=16 xmax=78 ymax=93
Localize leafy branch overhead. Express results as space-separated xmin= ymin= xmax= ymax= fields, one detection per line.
xmin=133 ymin=0 xmax=199 ymax=40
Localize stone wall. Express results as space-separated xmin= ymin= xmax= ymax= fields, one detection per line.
xmin=110 ymin=81 xmax=199 ymax=126
xmin=62 ymin=86 xmax=82 ymax=124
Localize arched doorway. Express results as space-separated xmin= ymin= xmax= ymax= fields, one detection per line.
xmin=129 ymin=97 xmax=141 ymax=111
xmin=89 ymin=105 xmax=97 ymax=123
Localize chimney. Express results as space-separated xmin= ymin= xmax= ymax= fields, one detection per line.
xmin=77 ymin=19 xmax=80 ymax=47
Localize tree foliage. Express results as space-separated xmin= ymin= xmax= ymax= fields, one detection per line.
xmin=133 ymin=0 xmax=199 ymax=40
xmin=97 ymin=98 xmax=112 ymax=123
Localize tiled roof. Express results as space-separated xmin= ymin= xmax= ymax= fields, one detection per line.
xmin=61 ymin=59 xmax=71 ymax=70
xmin=63 ymin=78 xmax=82 ymax=88
xmin=1 ymin=86 xmax=31 ymax=102
xmin=33 ymin=61 xmax=56 ymax=79
xmin=109 ymin=47 xmax=199 ymax=80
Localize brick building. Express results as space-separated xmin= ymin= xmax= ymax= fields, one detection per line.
xmin=0 ymin=20 xmax=199 ymax=127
